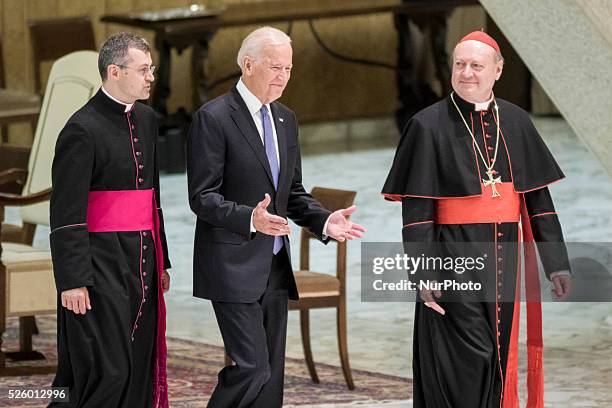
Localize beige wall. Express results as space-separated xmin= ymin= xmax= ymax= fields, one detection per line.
xmin=1 ymin=1 xmax=491 ymax=144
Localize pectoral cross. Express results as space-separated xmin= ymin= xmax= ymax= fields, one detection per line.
xmin=483 ymin=169 xmax=502 ymax=197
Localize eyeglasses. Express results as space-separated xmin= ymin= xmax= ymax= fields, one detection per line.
xmin=116 ymin=64 xmax=156 ymax=77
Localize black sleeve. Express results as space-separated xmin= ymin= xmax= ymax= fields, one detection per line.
xmin=286 ymin=115 xmax=331 ymax=241
xmin=153 ymin=120 xmax=171 ymax=270
xmin=186 ymin=108 xmax=254 ymax=237
xmin=524 ymin=187 xmax=570 ymax=278
xmin=49 ymin=121 xmax=94 ymax=292
xmin=402 ymin=197 xmax=438 ymax=283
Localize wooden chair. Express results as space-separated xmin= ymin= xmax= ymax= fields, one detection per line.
xmin=0 ymin=51 xmax=100 ymax=375
xmin=0 ymin=34 xmax=40 ymax=144
xmin=289 ymin=186 xmax=356 ymax=390
xmin=28 ymin=16 xmax=96 ymax=94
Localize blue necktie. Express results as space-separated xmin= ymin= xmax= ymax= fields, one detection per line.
xmin=261 ymin=105 xmax=283 ymax=254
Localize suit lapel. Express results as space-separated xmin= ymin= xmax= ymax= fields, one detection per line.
xmin=228 ymin=87 xmax=274 ymax=186
xmin=271 ymin=102 xmax=288 ymax=192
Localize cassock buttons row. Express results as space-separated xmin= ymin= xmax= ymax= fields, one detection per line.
xmin=141 ymin=231 xmax=151 ymax=304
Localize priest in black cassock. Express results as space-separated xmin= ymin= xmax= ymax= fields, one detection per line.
xmin=382 ymin=31 xmax=572 ymax=408
xmin=49 ymin=32 xmax=171 ymax=408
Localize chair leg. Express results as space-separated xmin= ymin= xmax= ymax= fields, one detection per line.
xmin=337 ymin=303 xmax=355 ymax=390
xmin=1 ymin=125 xmax=8 ymax=144
xmin=19 ymin=316 xmax=34 ymax=352
xmin=4 ymin=316 xmax=45 ymax=361
xmin=300 ymin=309 xmax=319 ymax=384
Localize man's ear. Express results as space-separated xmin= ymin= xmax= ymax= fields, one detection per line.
xmin=107 ymin=64 xmax=120 ymax=81
xmin=243 ymin=57 xmax=254 ymax=76
xmin=495 ymin=61 xmax=503 ymax=81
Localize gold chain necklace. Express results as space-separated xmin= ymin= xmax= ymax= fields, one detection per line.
xmin=450 ymin=92 xmax=502 ymax=197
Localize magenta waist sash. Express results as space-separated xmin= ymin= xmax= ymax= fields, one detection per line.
xmin=87 ymin=189 xmax=155 ymax=232
xmin=86 ymin=189 xmax=168 ymax=408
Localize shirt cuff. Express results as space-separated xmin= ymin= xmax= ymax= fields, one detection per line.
xmin=250 ymin=209 xmax=256 ymax=233
xmin=322 ymin=215 xmax=331 ymax=239
xmin=550 ymin=270 xmax=571 ymax=279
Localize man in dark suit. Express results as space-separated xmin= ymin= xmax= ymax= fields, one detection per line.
xmin=187 ymin=27 xmax=365 ymax=407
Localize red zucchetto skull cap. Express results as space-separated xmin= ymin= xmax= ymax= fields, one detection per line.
xmin=458 ymin=30 xmax=500 ymax=53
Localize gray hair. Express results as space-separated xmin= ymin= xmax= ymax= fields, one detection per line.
xmin=236 ymin=26 xmax=291 ymax=69
xmin=98 ymin=32 xmax=151 ymax=81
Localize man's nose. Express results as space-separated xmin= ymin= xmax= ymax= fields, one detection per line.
xmin=461 ymin=67 xmax=473 ymax=77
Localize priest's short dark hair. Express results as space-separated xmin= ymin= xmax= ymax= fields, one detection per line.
xmin=98 ymin=32 xmax=151 ymax=81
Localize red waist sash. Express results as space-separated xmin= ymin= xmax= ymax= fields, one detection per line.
xmin=87 ymin=189 xmax=168 ymax=408
xmin=435 ymin=182 xmax=520 ymax=224
xmin=433 ymin=182 xmax=543 ymax=407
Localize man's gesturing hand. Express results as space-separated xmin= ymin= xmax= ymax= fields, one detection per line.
xmin=61 ymin=287 xmax=91 ymax=315
xmin=325 ymin=205 xmax=366 ymax=242
xmin=253 ymin=193 xmax=291 ymax=236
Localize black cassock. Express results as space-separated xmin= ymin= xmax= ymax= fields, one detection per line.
xmin=382 ymin=93 xmax=570 ymax=408
xmin=49 ymin=90 xmax=171 ymax=408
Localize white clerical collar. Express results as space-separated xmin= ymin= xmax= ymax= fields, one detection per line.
xmin=236 ymin=78 xmax=271 ymax=115
xmin=474 ymin=94 xmax=494 ymax=111
xmin=101 ymin=86 xmax=134 ymax=113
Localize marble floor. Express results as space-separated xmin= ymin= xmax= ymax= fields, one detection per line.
xmin=10 ymin=116 xmax=612 ymax=407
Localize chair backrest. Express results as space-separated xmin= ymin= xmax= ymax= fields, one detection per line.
xmin=299 ymin=187 xmax=357 ymax=282
xmin=20 ymin=51 xmax=101 ymax=226
xmin=0 ymin=33 xmax=5 ymax=88
xmin=28 ymin=16 xmax=96 ymax=94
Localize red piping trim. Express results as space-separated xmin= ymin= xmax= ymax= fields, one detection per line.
xmin=127 ymin=113 xmax=139 ymax=190
xmin=494 ymin=224 xmax=505 ymax=408
xmin=530 ymin=211 xmax=557 ymax=220
xmin=403 ymin=220 xmax=433 ymax=228
xmin=382 ymin=192 xmax=482 ymax=201
xmin=131 ymin=233 xmax=146 ymax=342
xmin=50 ymin=223 xmax=87 ymax=234
xmin=469 ymin=112 xmax=483 ymax=184
xmin=516 ymin=177 xmax=565 ymax=193
xmin=479 ymin=112 xmax=492 ymax=164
